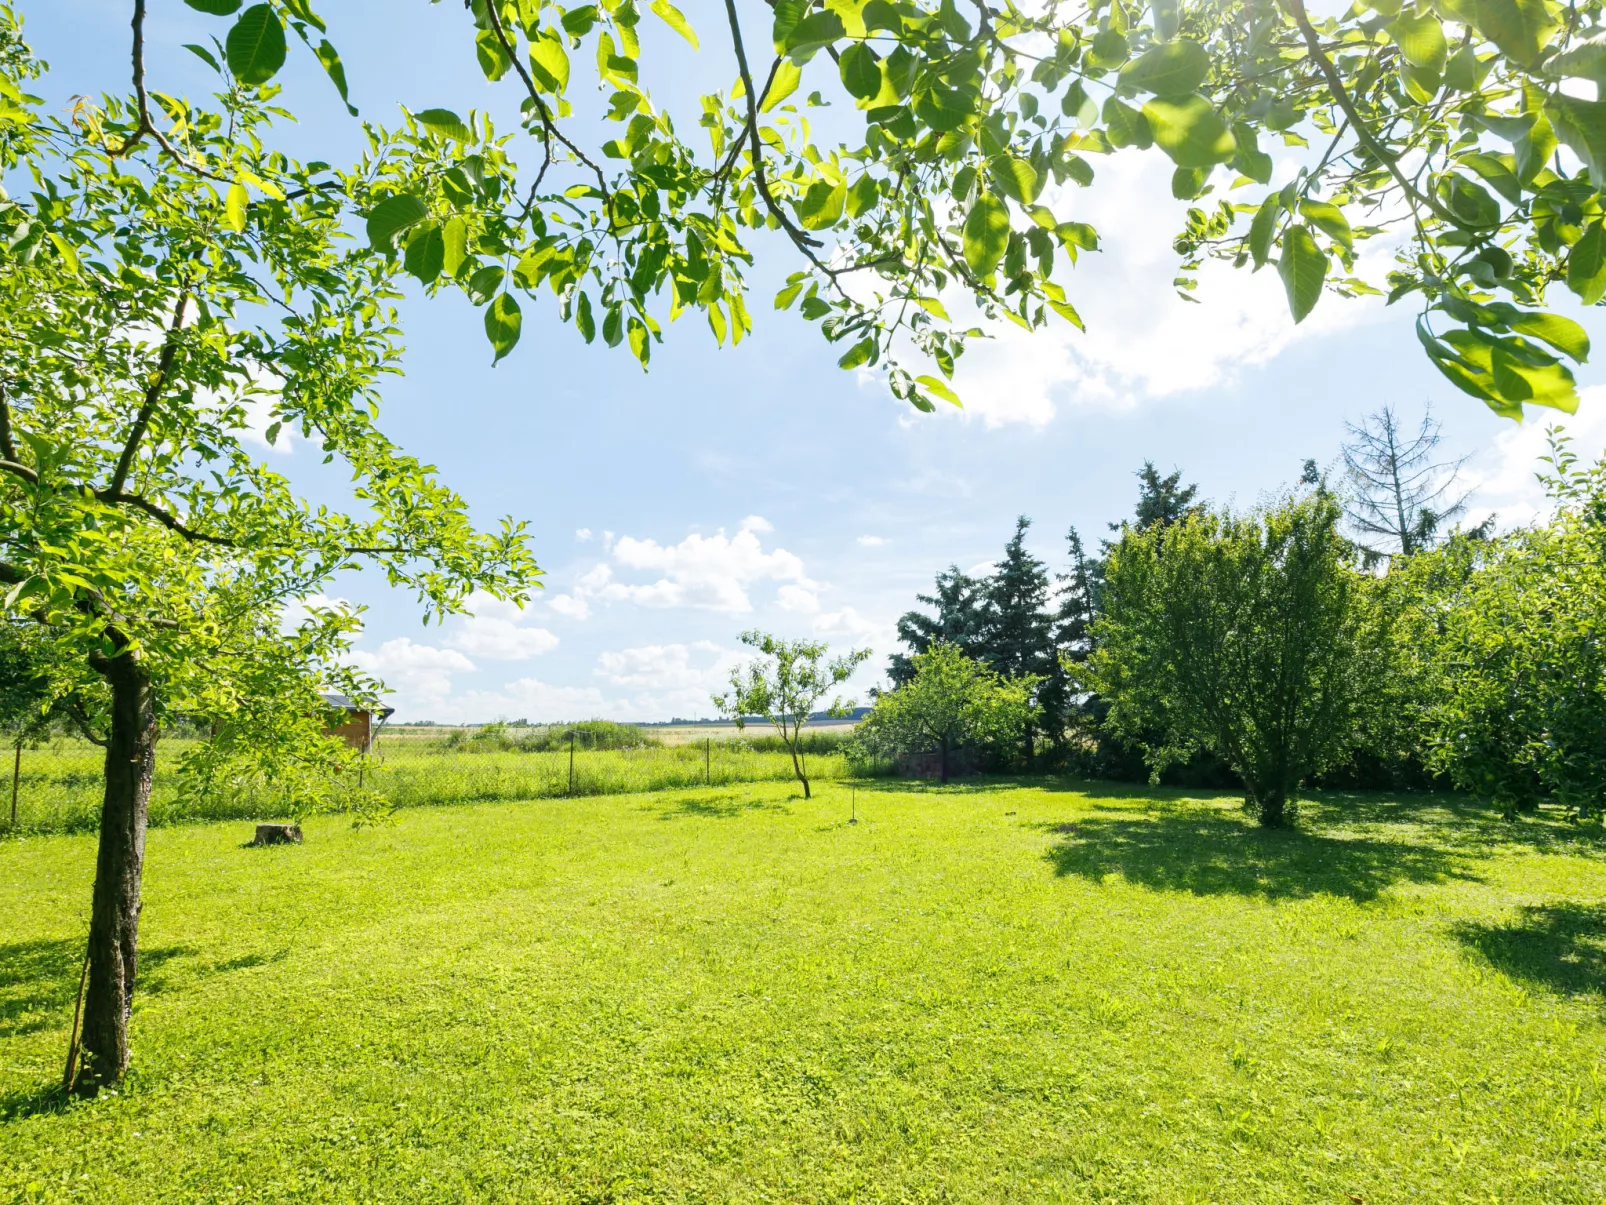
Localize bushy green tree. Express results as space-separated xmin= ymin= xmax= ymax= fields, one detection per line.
xmin=1091 ymin=492 xmax=1383 ymax=827
xmin=1396 ymin=434 xmax=1606 ymax=817
xmin=713 ymin=631 xmax=869 ymax=798
xmin=855 ymin=642 xmax=1037 ymax=782
xmin=889 ymin=566 xmax=991 ymax=684
xmin=0 ymin=8 xmax=535 ymax=1085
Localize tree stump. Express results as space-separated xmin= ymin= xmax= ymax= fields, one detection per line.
xmin=251 ymin=823 xmax=302 ymax=846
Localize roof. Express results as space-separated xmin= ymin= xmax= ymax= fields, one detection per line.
xmin=320 ymin=692 xmax=396 ymax=720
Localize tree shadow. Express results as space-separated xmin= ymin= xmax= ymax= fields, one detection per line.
xmin=655 ymin=793 xmax=794 ymax=821
xmin=1452 ymin=904 xmax=1606 ymax=1000
xmin=0 ymin=940 xmax=278 ymax=1042
xmin=1040 ymin=806 xmax=1478 ymax=903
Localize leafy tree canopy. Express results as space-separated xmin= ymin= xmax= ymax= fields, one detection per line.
xmin=132 ymin=0 xmax=1603 ymax=420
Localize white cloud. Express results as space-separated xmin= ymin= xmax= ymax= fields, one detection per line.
xmin=350 ymin=638 xmax=475 ymax=712
xmin=567 ymin=518 xmax=817 ymax=614
xmin=442 ymin=591 xmax=559 ymax=661
xmin=856 ymin=535 xmax=889 ymax=547
xmin=1465 ymin=388 xmax=1606 ymax=529
xmin=941 ymin=151 xmax=1391 ymax=428
xmin=575 ymin=527 xmax=593 ymax=541
xmin=776 ymin=584 xmax=821 ymax=613
xmin=547 ymin=593 xmax=591 ymax=620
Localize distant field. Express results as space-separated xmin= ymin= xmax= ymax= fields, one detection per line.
xmin=2 ymin=781 xmax=1604 ymax=1202
xmin=0 ymin=733 xmax=853 ymax=836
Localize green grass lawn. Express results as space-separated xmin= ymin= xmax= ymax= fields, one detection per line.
xmin=2 ymin=780 xmax=1604 ymax=1203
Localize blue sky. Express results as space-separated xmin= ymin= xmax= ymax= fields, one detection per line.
xmin=26 ymin=1 xmax=1606 ymax=721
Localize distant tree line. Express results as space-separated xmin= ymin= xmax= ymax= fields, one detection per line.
xmin=871 ymin=408 xmax=1606 ymax=827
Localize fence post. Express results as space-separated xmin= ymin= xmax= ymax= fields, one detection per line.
xmin=568 ymin=729 xmax=576 ymax=795
xmin=9 ymin=738 xmax=19 ymax=826
xmin=705 ymin=736 xmax=710 ymax=786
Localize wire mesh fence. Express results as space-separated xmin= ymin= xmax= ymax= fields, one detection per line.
xmin=0 ymin=727 xmax=868 ymax=837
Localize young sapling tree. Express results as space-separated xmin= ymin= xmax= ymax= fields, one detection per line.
xmin=713 ymin=631 xmax=869 ymax=799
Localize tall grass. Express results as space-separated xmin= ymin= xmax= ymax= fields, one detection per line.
xmin=0 ymin=734 xmax=867 ymax=837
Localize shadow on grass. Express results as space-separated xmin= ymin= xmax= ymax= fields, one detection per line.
xmin=1452 ymin=903 xmax=1606 ymax=999
xmin=0 ymin=940 xmax=284 ymax=1042
xmin=1040 ymin=806 xmax=1479 ymax=903
xmin=655 ymin=792 xmax=795 ymax=821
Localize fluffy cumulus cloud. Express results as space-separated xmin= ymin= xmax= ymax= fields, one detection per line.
xmin=856 ymin=535 xmax=889 ymax=547
xmin=442 ymin=591 xmax=559 ymax=661
xmin=939 ymin=150 xmax=1392 ymax=428
xmin=349 ymin=638 xmax=476 ymax=713
xmin=1465 ymin=387 xmax=1606 ymax=528
xmin=562 ymin=515 xmax=818 ymax=614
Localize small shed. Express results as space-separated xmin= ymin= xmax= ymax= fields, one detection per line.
xmin=320 ymin=692 xmax=394 ymax=754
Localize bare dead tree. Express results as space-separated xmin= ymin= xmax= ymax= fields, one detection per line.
xmin=1341 ymin=404 xmax=1471 ymax=561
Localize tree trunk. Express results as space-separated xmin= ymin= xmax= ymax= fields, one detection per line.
xmin=1254 ymin=788 xmax=1287 ymax=829
xmin=79 ymin=645 xmax=157 ymax=1088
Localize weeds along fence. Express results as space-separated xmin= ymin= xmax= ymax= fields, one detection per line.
xmin=0 ymin=728 xmax=870 ymax=837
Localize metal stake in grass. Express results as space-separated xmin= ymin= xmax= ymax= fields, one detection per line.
xmin=849 ymin=784 xmax=857 ymax=825
xmin=705 ymin=736 xmax=711 ymax=786
xmin=568 ymin=729 xmax=576 ymax=796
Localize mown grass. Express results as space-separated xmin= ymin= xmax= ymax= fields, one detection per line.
xmin=0 ymin=737 xmax=852 ymax=836
xmin=2 ymin=780 xmax=1604 ymax=1202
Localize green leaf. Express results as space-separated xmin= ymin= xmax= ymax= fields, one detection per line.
xmin=1386 ymin=9 xmax=1448 ymax=72
xmin=1171 ymin=166 xmax=1207 ymax=199
xmin=1567 ymin=220 xmax=1606 ymax=304
xmin=772 ymin=0 xmax=808 ymax=49
xmin=1057 ymin=221 xmax=1099 ymax=250
xmin=797 ymin=180 xmax=847 ymax=230
xmin=47 ymin=231 xmax=80 ymax=273
xmin=562 ymin=6 xmax=600 ymax=36
xmin=1086 ymin=29 xmax=1129 ymax=70
xmin=1436 ymin=173 xmax=1502 ymax=228
xmin=1248 ymin=193 xmax=1280 ymax=269
xmin=1443 ymin=43 xmax=1490 ymax=91
xmin=761 ymin=59 xmax=802 ymax=111
xmin=416 ymin=109 xmax=472 ymax=141
xmin=404 ymin=222 xmax=445 ymax=284
xmin=963 ymin=194 xmax=1010 ymax=276
xmin=845 ymin=173 xmax=879 ymax=218
xmin=1470 ymin=0 xmax=1557 ymax=68
xmin=1277 ymin=224 xmax=1327 ymax=323
xmin=1102 ymin=96 xmax=1153 ymax=149
xmin=1546 ymin=33 xmax=1606 ymax=86
xmin=530 ymin=33 xmax=571 ymax=93
xmin=627 ymin=317 xmax=650 ymax=365
xmin=442 ymin=216 xmax=468 ymax=278
xmin=576 ymin=291 xmax=596 ymax=343
xmin=312 ymin=39 xmax=356 ymax=114
xmin=840 ymin=43 xmax=882 ymax=100
xmin=838 ymin=337 xmax=876 ymax=369
xmin=1298 ymin=199 xmax=1352 ymax=252
xmin=915 ymin=375 xmax=962 ymax=407
xmin=476 ymin=28 xmax=512 ymax=81
xmin=1152 ymin=0 xmax=1180 ymax=41
xmin=775 ymin=282 xmax=804 ymax=310
xmin=1508 ymin=310 xmax=1590 ymax=362
xmin=485 ymin=293 xmax=522 ymax=364
xmin=224 ymin=182 xmax=249 ymax=233
xmin=1545 ymin=94 xmax=1606 ymax=185
xmin=1117 ymin=39 xmax=1208 ymax=96
xmin=1456 ymin=151 xmax=1522 ymax=204
xmin=366 ymin=194 xmax=429 ymax=250
xmin=185 ymin=0 xmax=242 ymax=13
xmin=603 ymin=305 xmax=624 ymax=347
xmin=1142 ymin=94 xmax=1235 ymax=168
xmin=225 ymin=4 xmax=287 ymax=85
xmin=785 ymin=10 xmax=845 ymax=61
xmin=650 ymin=0 xmax=699 ymax=48
xmin=184 ymin=43 xmax=222 ymax=71
xmin=915 ymin=85 xmax=975 ymax=132
xmin=990 ymin=157 xmax=1040 ymax=204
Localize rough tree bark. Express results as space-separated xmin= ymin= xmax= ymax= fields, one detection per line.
xmin=78 ymin=641 xmax=156 ymax=1088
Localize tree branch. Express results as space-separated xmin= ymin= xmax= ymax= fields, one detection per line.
xmin=108 ymin=291 xmax=187 ymax=497
xmin=482 ymin=2 xmax=615 ymax=223
xmin=722 ymin=0 xmax=826 ymax=260
xmin=107 ymin=0 xmax=228 ymax=181
xmin=1285 ymin=0 xmax=1472 ymax=233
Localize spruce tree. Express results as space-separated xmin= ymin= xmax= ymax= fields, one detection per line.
xmin=888 ymin=567 xmax=991 ymax=685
